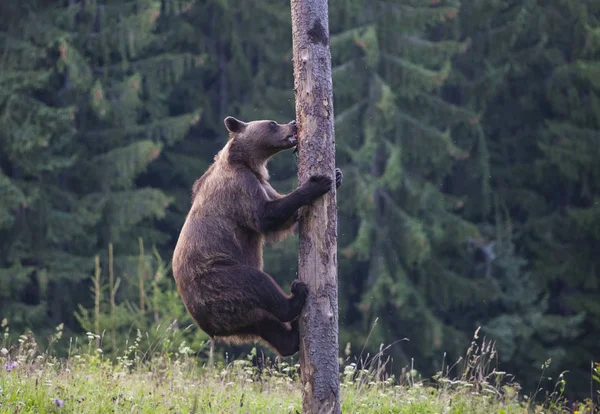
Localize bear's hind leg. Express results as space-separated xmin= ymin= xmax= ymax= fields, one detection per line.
xmin=202 ymin=265 xmax=308 ymax=324
xmin=255 ymin=271 xmax=307 ymax=322
xmin=237 ymin=315 xmax=300 ymax=357
xmin=258 ymin=319 xmax=299 ymax=357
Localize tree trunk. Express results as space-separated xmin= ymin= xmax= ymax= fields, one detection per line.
xmin=290 ymin=1 xmax=341 ymax=413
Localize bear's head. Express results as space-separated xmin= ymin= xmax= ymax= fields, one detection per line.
xmin=224 ymin=116 xmax=298 ymax=166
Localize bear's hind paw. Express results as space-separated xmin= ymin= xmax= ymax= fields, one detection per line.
xmin=290 ymin=279 xmax=309 ymax=298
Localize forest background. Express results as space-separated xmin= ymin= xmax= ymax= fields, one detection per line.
xmin=1 ymin=0 xmax=598 ymax=400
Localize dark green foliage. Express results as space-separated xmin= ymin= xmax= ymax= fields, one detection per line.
xmin=443 ymin=0 xmax=590 ymax=392
xmin=1 ymin=0 xmax=599 ymax=400
xmin=59 ymin=0 xmax=203 ymax=253
xmin=329 ymin=0 xmax=492 ymax=373
xmin=526 ymin=1 xmax=600 ymax=394
xmin=0 ymin=0 xmax=200 ymax=341
xmin=0 ymin=0 xmax=82 ymax=336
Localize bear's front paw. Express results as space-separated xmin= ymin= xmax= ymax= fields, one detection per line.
xmin=335 ymin=168 xmax=343 ymax=189
xmin=290 ymin=280 xmax=309 ymax=299
xmin=307 ymin=174 xmax=333 ymax=198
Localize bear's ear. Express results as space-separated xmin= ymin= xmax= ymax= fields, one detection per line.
xmin=224 ymin=116 xmax=247 ymax=134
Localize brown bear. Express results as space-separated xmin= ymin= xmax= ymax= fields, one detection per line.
xmin=172 ymin=116 xmax=342 ymax=357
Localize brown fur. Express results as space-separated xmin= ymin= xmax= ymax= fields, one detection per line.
xmin=172 ymin=116 xmax=342 ymax=357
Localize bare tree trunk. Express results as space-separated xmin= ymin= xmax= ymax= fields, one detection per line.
xmin=290 ymin=1 xmax=340 ymax=413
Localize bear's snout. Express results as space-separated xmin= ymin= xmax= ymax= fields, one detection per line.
xmin=285 ymin=121 xmax=298 ymax=146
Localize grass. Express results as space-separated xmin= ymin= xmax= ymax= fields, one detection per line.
xmin=0 ymin=323 xmax=597 ymax=413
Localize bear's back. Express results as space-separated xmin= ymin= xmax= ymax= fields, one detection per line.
xmin=172 ymin=161 xmax=265 ymax=280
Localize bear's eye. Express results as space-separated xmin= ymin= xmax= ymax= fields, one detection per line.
xmin=269 ymin=121 xmax=277 ymax=128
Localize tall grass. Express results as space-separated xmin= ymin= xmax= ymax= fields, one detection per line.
xmin=1 ymin=318 xmax=596 ymax=413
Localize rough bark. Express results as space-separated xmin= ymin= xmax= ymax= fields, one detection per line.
xmin=290 ymin=1 xmax=341 ymax=413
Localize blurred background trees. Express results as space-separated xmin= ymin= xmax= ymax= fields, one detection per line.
xmin=0 ymin=0 xmax=598 ymax=400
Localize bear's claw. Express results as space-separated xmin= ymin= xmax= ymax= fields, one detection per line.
xmin=335 ymin=168 xmax=343 ymax=189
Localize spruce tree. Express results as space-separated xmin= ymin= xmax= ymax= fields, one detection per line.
xmin=329 ymin=0 xmax=490 ymax=372
xmin=0 ymin=0 xmax=82 ymax=336
xmin=527 ymin=1 xmax=600 ymax=395
xmin=0 ymin=0 xmax=202 ymax=340
xmin=59 ymin=0 xmax=202 ymax=252
xmin=444 ymin=0 xmax=586 ymax=391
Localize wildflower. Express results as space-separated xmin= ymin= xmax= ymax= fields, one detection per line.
xmin=4 ymin=361 xmax=17 ymax=371
xmin=53 ymin=398 xmax=64 ymax=407
xmin=0 ymin=348 xmax=7 ymax=355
